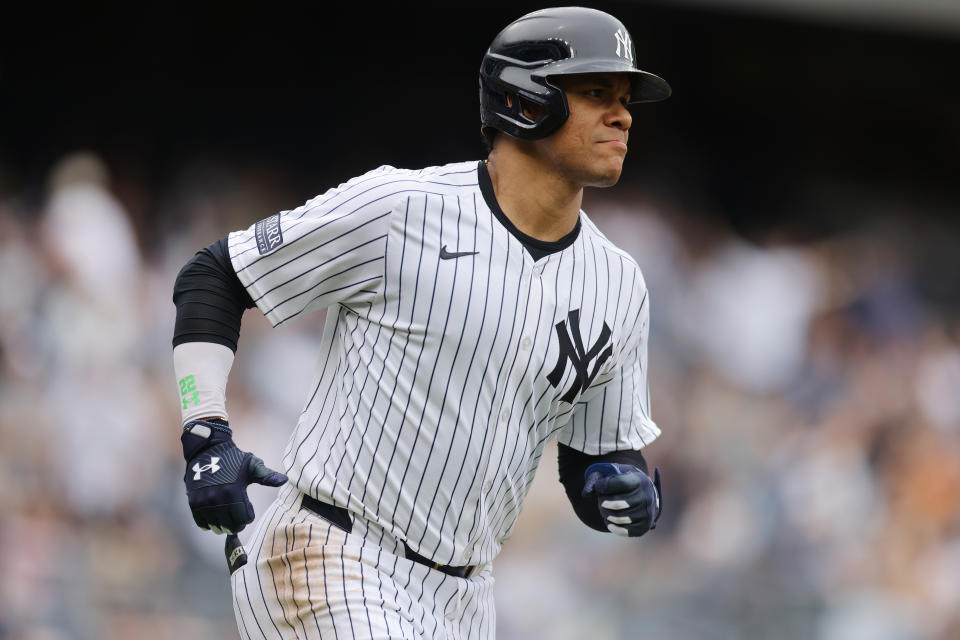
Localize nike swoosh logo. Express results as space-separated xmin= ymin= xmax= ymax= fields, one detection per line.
xmin=440 ymin=245 xmax=479 ymax=260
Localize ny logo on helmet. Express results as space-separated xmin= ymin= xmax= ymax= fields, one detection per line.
xmin=615 ymin=28 xmax=633 ymax=62
xmin=547 ymin=309 xmax=614 ymax=403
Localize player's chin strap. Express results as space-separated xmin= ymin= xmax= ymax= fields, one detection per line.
xmin=225 ymin=534 xmax=248 ymax=574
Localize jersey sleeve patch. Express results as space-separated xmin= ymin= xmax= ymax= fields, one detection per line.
xmin=254 ymin=213 xmax=283 ymax=255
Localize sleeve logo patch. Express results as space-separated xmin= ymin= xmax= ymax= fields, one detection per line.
xmin=255 ymin=214 xmax=283 ymax=255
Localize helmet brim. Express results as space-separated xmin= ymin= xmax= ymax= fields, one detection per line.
xmin=539 ymin=60 xmax=672 ymax=103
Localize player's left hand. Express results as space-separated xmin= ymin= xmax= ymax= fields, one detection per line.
xmin=582 ymin=463 xmax=662 ymax=537
xmin=181 ymin=419 xmax=288 ymax=535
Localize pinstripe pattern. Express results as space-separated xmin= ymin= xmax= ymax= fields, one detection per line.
xmin=228 ymin=161 xmax=658 ymax=637
xmin=233 ymin=487 xmax=493 ymax=639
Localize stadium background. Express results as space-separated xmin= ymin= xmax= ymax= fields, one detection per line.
xmin=2 ymin=1 xmax=959 ymax=638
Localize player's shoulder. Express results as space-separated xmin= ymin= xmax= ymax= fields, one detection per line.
xmin=579 ymin=211 xmax=647 ymax=290
xmin=271 ymin=161 xmax=480 ymax=229
xmin=402 ymin=160 xmax=481 ymax=183
xmin=334 ymin=160 xmax=480 ymax=194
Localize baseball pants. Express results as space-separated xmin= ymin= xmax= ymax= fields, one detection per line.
xmin=231 ymin=485 xmax=496 ymax=639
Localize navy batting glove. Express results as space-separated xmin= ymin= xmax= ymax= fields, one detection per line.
xmin=582 ymin=462 xmax=662 ymax=537
xmin=181 ymin=419 xmax=287 ymax=535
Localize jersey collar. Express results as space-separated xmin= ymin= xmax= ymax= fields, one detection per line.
xmin=477 ymin=160 xmax=581 ymax=261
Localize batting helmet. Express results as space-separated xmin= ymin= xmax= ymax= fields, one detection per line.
xmin=480 ymin=7 xmax=671 ymax=141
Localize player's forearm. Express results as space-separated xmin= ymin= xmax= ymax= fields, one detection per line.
xmin=173 ymin=342 xmax=235 ymax=424
xmin=172 ymin=236 xmax=255 ymax=425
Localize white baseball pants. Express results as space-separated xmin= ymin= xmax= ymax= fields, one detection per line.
xmin=231 ymin=486 xmax=496 ymax=639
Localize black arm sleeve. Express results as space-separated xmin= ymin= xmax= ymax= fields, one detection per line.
xmin=172 ymin=236 xmax=255 ymax=352
xmin=557 ymin=443 xmax=649 ymax=532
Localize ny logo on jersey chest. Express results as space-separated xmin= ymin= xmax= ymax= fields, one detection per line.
xmin=547 ymin=309 xmax=613 ymax=403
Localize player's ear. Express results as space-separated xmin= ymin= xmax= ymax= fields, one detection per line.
xmin=519 ymin=97 xmax=544 ymax=121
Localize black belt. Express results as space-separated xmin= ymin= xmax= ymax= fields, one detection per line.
xmin=300 ymin=494 xmax=478 ymax=579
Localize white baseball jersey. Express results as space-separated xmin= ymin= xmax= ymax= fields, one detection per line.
xmin=227 ymin=160 xmax=659 ymax=569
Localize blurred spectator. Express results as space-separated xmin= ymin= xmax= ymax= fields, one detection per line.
xmin=37 ymin=152 xmax=164 ymax=518
xmin=679 ymin=238 xmax=825 ymax=393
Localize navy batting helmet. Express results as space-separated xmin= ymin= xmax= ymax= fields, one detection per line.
xmin=479 ymin=7 xmax=671 ymax=141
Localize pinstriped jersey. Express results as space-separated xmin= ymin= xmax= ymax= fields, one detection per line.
xmin=227 ymin=160 xmax=659 ymax=567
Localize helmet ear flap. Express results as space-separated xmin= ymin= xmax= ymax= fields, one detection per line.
xmin=507 ymin=92 xmax=548 ymax=126
xmin=479 ymin=71 xmax=570 ymax=141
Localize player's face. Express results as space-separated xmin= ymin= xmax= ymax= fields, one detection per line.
xmin=540 ymin=73 xmax=634 ymax=188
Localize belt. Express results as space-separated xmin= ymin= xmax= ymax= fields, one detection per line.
xmin=300 ymin=494 xmax=478 ymax=579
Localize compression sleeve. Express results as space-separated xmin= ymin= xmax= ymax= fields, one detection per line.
xmin=172 ymin=236 xmax=255 ymax=352
xmin=557 ymin=443 xmax=649 ymax=532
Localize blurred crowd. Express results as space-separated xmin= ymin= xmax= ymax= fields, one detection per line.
xmin=1 ymin=152 xmax=958 ymax=639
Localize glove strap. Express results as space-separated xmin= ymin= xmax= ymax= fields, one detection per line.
xmin=183 ymin=418 xmax=233 ymax=436
xmin=181 ymin=419 xmax=234 ymax=461
xmin=651 ymin=467 xmax=663 ymax=526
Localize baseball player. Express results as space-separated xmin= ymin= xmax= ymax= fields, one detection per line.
xmin=172 ymin=7 xmax=669 ymax=639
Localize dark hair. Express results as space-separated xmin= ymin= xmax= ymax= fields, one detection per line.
xmin=481 ymin=127 xmax=498 ymax=155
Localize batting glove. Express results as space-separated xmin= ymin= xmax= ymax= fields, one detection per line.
xmin=181 ymin=419 xmax=287 ymax=535
xmin=582 ymin=462 xmax=662 ymax=537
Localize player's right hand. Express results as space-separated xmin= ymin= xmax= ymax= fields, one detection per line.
xmin=181 ymin=419 xmax=288 ymax=534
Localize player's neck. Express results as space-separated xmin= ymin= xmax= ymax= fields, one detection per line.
xmin=485 ymin=147 xmax=583 ymax=242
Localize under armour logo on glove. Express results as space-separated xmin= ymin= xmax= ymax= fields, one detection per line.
xmin=582 ymin=462 xmax=662 ymax=537
xmin=193 ymin=457 xmax=221 ymax=480
xmin=181 ymin=420 xmax=288 ymax=535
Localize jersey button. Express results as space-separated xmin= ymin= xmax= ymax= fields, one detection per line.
xmin=500 ymin=409 xmax=510 ymax=423
xmin=532 ymin=264 xmax=543 ymax=276
xmin=520 ymin=336 xmax=532 ymax=350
